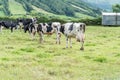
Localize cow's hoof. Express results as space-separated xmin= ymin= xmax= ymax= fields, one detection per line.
xmin=62 ymin=48 xmax=66 ymax=50
xmin=80 ymin=47 xmax=84 ymax=50
xmin=40 ymin=41 xmax=43 ymax=44
xmin=77 ymin=39 xmax=80 ymax=42
xmin=59 ymin=42 xmax=61 ymax=45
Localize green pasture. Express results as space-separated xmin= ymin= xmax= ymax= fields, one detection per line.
xmin=0 ymin=26 xmax=120 ymax=80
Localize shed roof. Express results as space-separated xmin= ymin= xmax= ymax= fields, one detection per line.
xmin=102 ymin=12 xmax=120 ymax=15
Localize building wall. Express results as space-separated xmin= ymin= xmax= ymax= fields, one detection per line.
xmin=102 ymin=13 xmax=120 ymax=26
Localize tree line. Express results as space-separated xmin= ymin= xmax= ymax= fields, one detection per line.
xmin=0 ymin=16 xmax=102 ymax=25
xmin=112 ymin=4 xmax=120 ymax=12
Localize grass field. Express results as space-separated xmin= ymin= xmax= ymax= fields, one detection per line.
xmin=0 ymin=26 xmax=120 ymax=80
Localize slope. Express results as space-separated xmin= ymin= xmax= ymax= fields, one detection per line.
xmin=9 ymin=0 xmax=26 ymax=15
xmin=0 ymin=0 xmax=103 ymax=19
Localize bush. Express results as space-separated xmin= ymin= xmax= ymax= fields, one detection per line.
xmin=75 ymin=17 xmax=102 ymax=25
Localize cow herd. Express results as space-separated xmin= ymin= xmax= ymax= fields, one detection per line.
xmin=0 ymin=18 xmax=86 ymax=50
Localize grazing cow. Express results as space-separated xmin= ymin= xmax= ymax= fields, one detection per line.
xmin=61 ymin=22 xmax=86 ymax=50
xmin=17 ymin=18 xmax=38 ymax=39
xmin=37 ymin=22 xmax=61 ymax=44
xmin=17 ymin=17 xmax=37 ymax=31
xmin=0 ymin=21 xmax=18 ymax=32
xmin=24 ymin=23 xmax=38 ymax=39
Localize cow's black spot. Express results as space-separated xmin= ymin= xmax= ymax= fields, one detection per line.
xmin=68 ymin=23 xmax=73 ymax=31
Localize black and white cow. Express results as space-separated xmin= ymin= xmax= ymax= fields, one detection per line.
xmin=25 ymin=23 xmax=38 ymax=39
xmin=61 ymin=22 xmax=86 ymax=50
xmin=17 ymin=17 xmax=37 ymax=32
xmin=0 ymin=21 xmax=18 ymax=33
xmin=17 ymin=18 xmax=38 ymax=39
xmin=37 ymin=22 xmax=61 ymax=44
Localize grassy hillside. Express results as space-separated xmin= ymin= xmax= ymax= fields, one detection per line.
xmin=0 ymin=0 xmax=102 ymax=19
xmin=9 ymin=0 xmax=26 ymax=15
xmin=0 ymin=11 xmax=5 ymax=16
xmin=31 ymin=5 xmax=94 ymax=20
xmin=0 ymin=0 xmax=10 ymax=16
xmin=0 ymin=26 xmax=120 ymax=80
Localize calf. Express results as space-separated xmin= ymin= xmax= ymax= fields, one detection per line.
xmin=61 ymin=22 xmax=86 ymax=50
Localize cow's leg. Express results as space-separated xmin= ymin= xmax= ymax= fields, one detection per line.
xmin=69 ymin=37 xmax=72 ymax=48
xmin=28 ymin=28 xmax=33 ymax=40
xmin=24 ymin=27 xmax=27 ymax=33
xmin=56 ymin=33 xmax=61 ymax=44
xmin=33 ymin=31 xmax=36 ymax=40
xmin=0 ymin=26 xmax=4 ymax=34
xmin=20 ymin=25 xmax=22 ymax=32
xmin=30 ymin=33 xmax=34 ymax=40
xmin=38 ymin=31 xmax=44 ymax=43
xmin=11 ymin=27 xmax=13 ymax=33
xmin=66 ymin=37 xmax=68 ymax=48
xmin=56 ymin=33 xmax=58 ymax=44
xmin=29 ymin=27 xmax=35 ymax=40
xmin=0 ymin=26 xmax=2 ymax=32
xmin=80 ymin=41 xmax=84 ymax=50
xmin=58 ymin=33 xmax=61 ymax=44
xmin=40 ymin=32 xmax=44 ymax=43
xmin=80 ymin=34 xmax=85 ymax=50
xmin=31 ymin=29 xmax=36 ymax=40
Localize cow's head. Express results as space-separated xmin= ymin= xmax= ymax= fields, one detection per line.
xmin=52 ymin=22 xmax=61 ymax=33
xmin=79 ymin=23 xmax=86 ymax=33
xmin=16 ymin=18 xmax=24 ymax=26
xmin=41 ymin=23 xmax=48 ymax=33
xmin=76 ymin=23 xmax=86 ymax=42
xmin=31 ymin=17 xmax=37 ymax=24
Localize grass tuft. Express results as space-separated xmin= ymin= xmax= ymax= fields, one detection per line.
xmin=1 ymin=58 xmax=9 ymax=61
xmin=20 ymin=47 xmax=35 ymax=52
xmin=115 ymin=53 xmax=120 ymax=57
xmin=11 ymin=51 xmax=21 ymax=55
xmin=93 ymin=56 xmax=107 ymax=63
xmin=36 ymin=53 xmax=52 ymax=58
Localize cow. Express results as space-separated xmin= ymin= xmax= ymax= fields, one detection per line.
xmin=60 ymin=22 xmax=86 ymax=50
xmin=17 ymin=17 xmax=38 ymax=40
xmin=37 ymin=22 xmax=61 ymax=44
xmin=24 ymin=23 xmax=38 ymax=40
xmin=0 ymin=21 xmax=18 ymax=33
xmin=17 ymin=17 xmax=37 ymax=32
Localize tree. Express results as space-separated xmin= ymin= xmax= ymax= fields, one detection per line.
xmin=112 ymin=4 xmax=120 ymax=12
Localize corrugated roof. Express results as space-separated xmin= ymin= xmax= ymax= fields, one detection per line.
xmin=102 ymin=12 xmax=120 ymax=15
